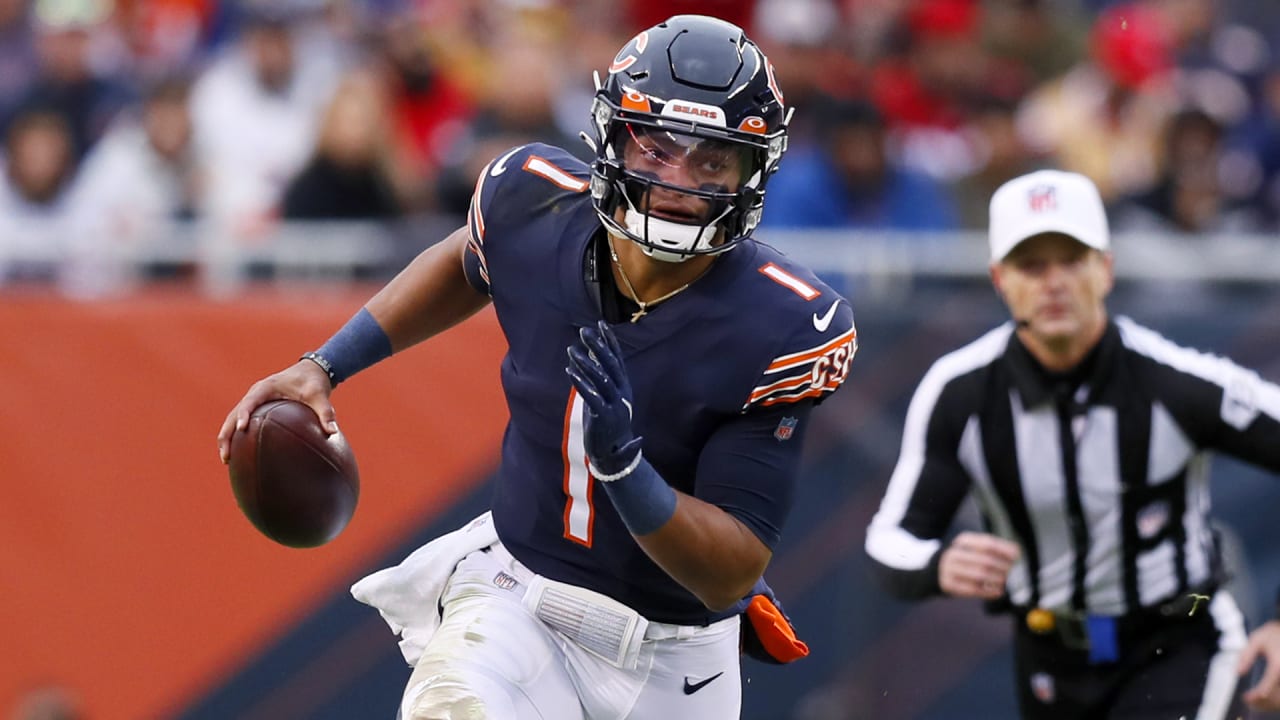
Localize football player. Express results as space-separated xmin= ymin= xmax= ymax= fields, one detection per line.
xmin=218 ymin=15 xmax=856 ymax=719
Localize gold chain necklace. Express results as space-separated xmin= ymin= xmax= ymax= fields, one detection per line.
xmin=607 ymin=235 xmax=701 ymax=323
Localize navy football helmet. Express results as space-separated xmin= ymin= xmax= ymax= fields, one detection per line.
xmin=588 ymin=15 xmax=790 ymax=262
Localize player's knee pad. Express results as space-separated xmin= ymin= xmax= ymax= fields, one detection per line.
xmin=402 ymin=671 xmax=514 ymax=720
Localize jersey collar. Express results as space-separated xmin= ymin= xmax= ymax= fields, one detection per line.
xmin=1004 ymin=320 xmax=1124 ymax=410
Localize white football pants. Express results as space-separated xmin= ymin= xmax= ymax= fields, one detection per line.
xmin=398 ymin=541 xmax=741 ymax=720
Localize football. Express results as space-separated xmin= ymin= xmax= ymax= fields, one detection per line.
xmin=227 ymin=399 xmax=359 ymax=548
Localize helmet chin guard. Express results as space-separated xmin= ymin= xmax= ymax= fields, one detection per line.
xmin=621 ymin=209 xmax=722 ymax=263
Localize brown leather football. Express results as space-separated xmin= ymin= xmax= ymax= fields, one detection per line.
xmin=228 ymin=399 xmax=359 ymax=548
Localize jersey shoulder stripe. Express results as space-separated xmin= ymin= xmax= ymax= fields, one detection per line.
xmin=765 ymin=329 xmax=857 ymax=373
xmin=466 ymin=166 xmax=492 ymax=287
xmin=745 ymin=326 xmax=857 ymax=410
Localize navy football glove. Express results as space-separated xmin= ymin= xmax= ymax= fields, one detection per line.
xmin=741 ymin=578 xmax=810 ymax=664
xmin=565 ymin=321 xmax=643 ymax=479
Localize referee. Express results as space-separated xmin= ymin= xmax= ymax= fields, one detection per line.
xmin=864 ymin=169 xmax=1280 ymax=719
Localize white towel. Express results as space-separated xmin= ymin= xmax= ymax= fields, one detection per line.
xmin=350 ymin=511 xmax=499 ymax=665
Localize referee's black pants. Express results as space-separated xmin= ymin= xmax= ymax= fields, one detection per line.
xmin=1012 ymin=599 xmax=1246 ymax=719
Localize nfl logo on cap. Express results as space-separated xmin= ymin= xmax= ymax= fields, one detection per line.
xmin=1028 ymin=185 xmax=1056 ymax=213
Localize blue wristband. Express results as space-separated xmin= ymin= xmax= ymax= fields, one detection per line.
xmin=599 ymin=457 xmax=677 ymax=536
xmin=308 ymin=308 xmax=393 ymax=386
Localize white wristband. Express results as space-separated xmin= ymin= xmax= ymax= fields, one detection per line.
xmin=589 ymin=450 xmax=644 ymax=483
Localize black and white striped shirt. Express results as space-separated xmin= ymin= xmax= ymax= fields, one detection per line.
xmin=865 ymin=316 xmax=1280 ymax=615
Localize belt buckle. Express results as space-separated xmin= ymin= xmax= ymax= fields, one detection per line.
xmin=1025 ymin=608 xmax=1090 ymax=651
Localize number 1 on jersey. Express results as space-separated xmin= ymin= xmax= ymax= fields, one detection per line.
xmin=561 ymin=390 xmax=595 ymax=546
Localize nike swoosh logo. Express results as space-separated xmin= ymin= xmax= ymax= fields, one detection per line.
xmin=489 ymin=147 xmax=522 ymax=177
xmin=683 ymin=672 xmax=724 ymax=695
xmin=812 ymin=299 xmax=840 ymax=332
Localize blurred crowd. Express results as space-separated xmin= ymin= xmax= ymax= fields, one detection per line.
xmin=2 ymin=0 xmax=1280 ymax=293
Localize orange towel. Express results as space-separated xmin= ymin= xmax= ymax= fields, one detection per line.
xmin=743 ymin=594 xmax=810 ymax=664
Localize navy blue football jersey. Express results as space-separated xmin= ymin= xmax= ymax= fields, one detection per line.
xmin=462 ymin=143 xmax=856 ymax=625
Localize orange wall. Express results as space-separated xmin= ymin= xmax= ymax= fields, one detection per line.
xmin=0 ymin=287 xmax=508 ymax=720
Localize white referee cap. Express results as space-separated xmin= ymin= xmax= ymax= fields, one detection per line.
xmin=989 ymin=169 xmax=1109 ymax=262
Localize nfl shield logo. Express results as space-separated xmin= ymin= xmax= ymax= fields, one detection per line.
xmin=1028 ymin=185 xmax=1057 ymax=213
xmin=493 ymin=571 xmax=519 ymax=591
xmin=1030 ymin=672 xmax=1055 ymax=703
xmin=774 ymin=416 xmax=798 ymax=441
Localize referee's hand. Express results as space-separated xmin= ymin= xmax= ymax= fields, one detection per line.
xmin=1238 ymin=619 xmax=1280 ymax=711
xmin=938 ymin=531 xmax=1021 ymax=599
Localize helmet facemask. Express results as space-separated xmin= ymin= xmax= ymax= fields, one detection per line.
xmin=602 ymin=119 xmax=764 ymax=262
xmin=591 ymin=99 xmax=776 ymax=263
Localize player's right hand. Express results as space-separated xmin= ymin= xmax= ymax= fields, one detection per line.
xmin=938 ymin=531 xmax=1021 ymax=599
xmin=217 ymin=360 xmax=337 ymax=464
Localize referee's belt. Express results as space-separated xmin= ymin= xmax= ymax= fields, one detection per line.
xmin=1013 ymin=591 xmax=1213 ymax=664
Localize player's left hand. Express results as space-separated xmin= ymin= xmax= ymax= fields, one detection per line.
xmin=566 ymin=321 xmax=643 ymax=477
xmin=1238 ymin=619 xmax=1280 ymax=710
xmin=741 ymin=578 xmax=809 ymax=664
